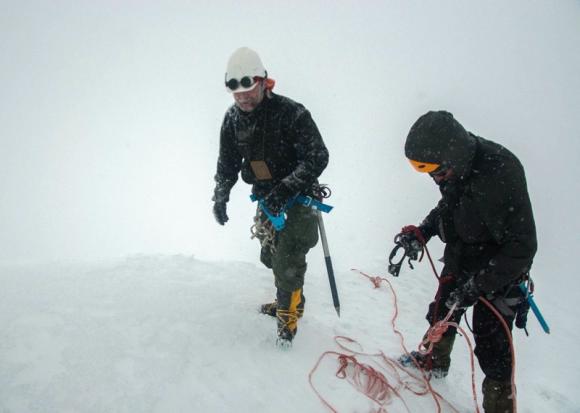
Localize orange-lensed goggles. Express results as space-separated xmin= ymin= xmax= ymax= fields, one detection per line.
xmin=408 ymin=159 xmax=441 ymax=173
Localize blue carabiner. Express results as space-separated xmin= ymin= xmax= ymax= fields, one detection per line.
xmin=518 ymin=283 xmax=550 ymax=334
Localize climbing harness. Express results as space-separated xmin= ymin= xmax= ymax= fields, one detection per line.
xmin=249 ymin=184 xmax=334 ymax=251
xmin=249 ymin=185 xmax=333 ymax=232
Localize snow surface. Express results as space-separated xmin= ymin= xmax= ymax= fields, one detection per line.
xmin=0 ymin=255 xmax=577 ymax=412
xmin=1 ymin=0 xmax=580 ymax=412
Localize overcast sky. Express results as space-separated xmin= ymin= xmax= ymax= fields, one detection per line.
xmin=1 ymin=0 xmax=579 ymax=278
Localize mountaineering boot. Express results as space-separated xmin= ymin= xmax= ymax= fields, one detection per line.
xmin=398 ymin=351 xmax=449 ymax=378
xmin=260 ymin=292 xmax=305 ymax=318
xmin=260 ymin=301 xmax=278 ymax=317
xmin=482 ymin=377 xmax=514 ymax=413
xmin=275 ymin=288 xmax=303 ymax=347
xmin=398 ymin=333 xmax=457 ymax=378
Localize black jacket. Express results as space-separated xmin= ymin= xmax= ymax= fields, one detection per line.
xmin=213 ymin=93 xmax=329 ymax=202
xmin=420 ymin=135 xmax=537 ymax=295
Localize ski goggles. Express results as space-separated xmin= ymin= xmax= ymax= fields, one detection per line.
xmin=225 ymin=74 xmax=267 ymax=93
xmin=408 ymin=159 xmax=441 ymax=174
xmin=225 ymin=76 xmax=256 ymax=91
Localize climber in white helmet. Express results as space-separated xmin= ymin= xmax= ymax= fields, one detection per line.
xmin=212 ymin=47 xmax=330 ymax=347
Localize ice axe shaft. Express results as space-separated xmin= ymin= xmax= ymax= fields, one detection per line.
xmin=317 ymin=210 xmax=340 ymax=317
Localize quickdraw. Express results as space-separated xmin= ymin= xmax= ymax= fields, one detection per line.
xmin=250 ymin=209 xmax=277 ymax=254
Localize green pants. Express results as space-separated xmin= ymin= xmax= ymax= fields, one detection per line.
xmin=258 ymin=204 xmax=319 ymax=293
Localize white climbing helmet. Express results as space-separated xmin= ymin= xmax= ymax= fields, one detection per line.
xmin=224 ymin=47 xmax=267 ymax=93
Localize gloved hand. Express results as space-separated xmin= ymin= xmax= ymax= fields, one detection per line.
xmin=397 ymin=226 xmax=425 ymax=260
xmin=213 ymin=202 xmax=228 ymax=225
xmin=263 ymin=183 xmax=295 ymax=214
xmin=212 ymin=185 xmax=230 ymax=225
xmin=446 ymin=276 xmax=480 ymax=310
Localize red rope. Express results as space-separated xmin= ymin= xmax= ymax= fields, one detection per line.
xmin=478 ymin=297 xmax=518 ymax=413
xmin=308 ymin=269 xmax=465 ymax=413
xmin=355 ymin=269 xmax=480 ymax=412
xmin=415 ymin=235 xmax=517 ymax=413
xmin=353 ymin=270 xmax=445 ymax=410
xmin=309 ymin=228 xmax=518 ymax=412
xmin=418 ymin=305 xmax=457 ymax=355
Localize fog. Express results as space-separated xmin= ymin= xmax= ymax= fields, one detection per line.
xmin=1 ymin=0 xmax=579 ymax=282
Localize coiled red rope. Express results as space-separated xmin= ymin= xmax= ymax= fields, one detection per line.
xmin=357 ymin=269 xmax=480 ymax=412
xmin=308 ymin=250 xmax=518 ymax=412
xmin=309 ymin=269 xmax=468 ymax=412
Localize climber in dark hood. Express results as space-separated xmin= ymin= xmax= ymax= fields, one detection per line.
xmin=405 ymin=110 xmax=476 ymax=187
xmin=397 ymin=110 xmax=537 ymax=413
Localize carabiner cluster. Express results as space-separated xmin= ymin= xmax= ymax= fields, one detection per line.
xmin=387 ymin=227 xmax=425 ymax=277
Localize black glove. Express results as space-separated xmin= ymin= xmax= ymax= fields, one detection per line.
xmin=263 ymin=183 xmax=295 ymax=214
xmin=213 ymin=202 xmax=228 ymax=225
xmin=446 ymin=276 xmax=480 ymax=310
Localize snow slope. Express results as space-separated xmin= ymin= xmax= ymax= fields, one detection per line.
xmin=1 ymin=1 xmax=580 ymax=412
xmin=0 ymin=255 xmax=577 ymax=412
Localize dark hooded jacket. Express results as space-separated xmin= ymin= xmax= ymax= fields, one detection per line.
xmin=407 ymin=112 xmax=537 ymax=295
xmin=213 ymin=93 xmax=329 ymax=203
xmin=422 ymin=135 xmax=537 ymax=293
